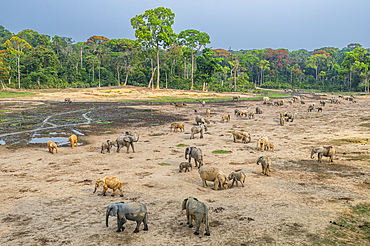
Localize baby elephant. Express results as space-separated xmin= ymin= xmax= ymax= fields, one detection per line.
xmin=257 ymin=156 xmax=271 ymax=176
xmin=221 ymin=114 xmax=230 ymax=123
xmin=47 ymin=140 xmax=58 ymax=154
xmin=68 ymin=134 xmax=78 ymax=148
xmin=101 ymin=140 xmax=115 ymax=153
xmin=228 ymin=170 xmax=246 ymax=188
xmin=179 ymin=162 xmax=192 ymax=173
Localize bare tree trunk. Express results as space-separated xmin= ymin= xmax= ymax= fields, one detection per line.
xmin=37 ymin=77 xmax=40 ymax=88
xmin=156 ymin=45 xmax=160 ymax=89
xmin=117 ymin=65 xmax=120 ymax=86
xmin=98 ymin=61 xmax=101 ymax=88
xmin=80 ymin=47 xmax=83 ymax=68
xmin=124 ymin=67 xmax=130 ymax=86
xmin=17 ymin=48 xmax=20 ymax=89
xmin=191 ymin=50 xmax=194 ymax=90
xmin=92 ymin=61 xmax=95 ymax=81
xmin=148 ymin=67 xmax=157 ymax=89
xmin=170 ymin=59 xmax=175 ymax=80
xmin=165 ymin=71 xmax=168 ymax=89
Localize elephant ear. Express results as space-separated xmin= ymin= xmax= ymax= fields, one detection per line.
xmin=109 ymin=204 xmax=119 ymax=216
xmin=193 ymin=197 xmax=198 ymax=201
xmin=182 ymin=198 xmax=189 ymax=210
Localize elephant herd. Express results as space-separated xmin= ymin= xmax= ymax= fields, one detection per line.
xmin=49 ymin=94 xmax=340 ymax=236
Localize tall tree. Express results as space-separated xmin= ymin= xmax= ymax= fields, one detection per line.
xmin=131 ymin=7 xmax=176 ymax=89
xmin=178 ymin=29 xmax=210 ymax=90
xmin=3 ymin=36 xmax=31 ymax=89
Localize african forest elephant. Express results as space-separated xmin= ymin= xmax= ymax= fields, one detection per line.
xmin=311 ymin=146 xmax=335 ymax=163
xmin=185 ymin=147 xmax=203 ymax=168
xmin=198 ymin=165 xmax=228 ymax=190
xmin=182 ymin=197 xmax=210 ymax=236
xmin=257 ymin=156 xmax=271 ymax=176
xmin=116 ymin=132 xmax=139 ymax=153
xmin=256 ymin=107 xmax=262 ymax=114
xmin=190 ymin=124 xmax=207 ymax=139
xmin=106 ymin=202 xmax=148 ymax=233
xmin=195 ymin=115 xmax=210 ymax=125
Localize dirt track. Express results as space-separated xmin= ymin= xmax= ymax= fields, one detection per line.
xmin=1 ymin=90 xmax=370 ymax=245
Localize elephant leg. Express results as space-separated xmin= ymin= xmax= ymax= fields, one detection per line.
xmin=117 ymin=217 xmax=125 ymax=232
xmin=107 ymin=147 xmax=110 ymax=153
xmin=102 ymin=187 xmax=108 ymax=196
xmin=126 ymin=144 xmax=130 ymax=153
xmin=131 ymin=143 xmax=135 ymax=153
xmin=75 ymin=141 xmax=78 ymax=147
xmin=134 ymin=220 xmax=141 ymax=233
xmin=214 ymin=180 xmax=219 ymax=190
xmin=188 ymin=214 xmax=193 ymax=227
xmin=119 ymin=187 xmax=123 ymax=197
xmin=143 ymin=213 xmax=148 ymax=231
xmin=194 ymin=217 xmax=201 ymax=235
xmin=236 ymin=180 xmax=239 ymax=187
xmin=111 ymin=188 xmax=116 ymax=197
xmin=203 ymin=179 xmax=207 ymax=188
xmin=117 ymin=144 xmax=120 ymax=153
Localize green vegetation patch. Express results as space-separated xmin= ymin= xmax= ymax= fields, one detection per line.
xmin=332 ymin=138 xmax=369 ymax=144
xmin=212 ymin=150 xmax=230 ymax=154
xmin=316 ymin=203 xmax=370 ymax=245
xmin=176 ymin=143 xmax=185 ymax=147
xmin=0 ymin=109 xmax=10 ymax=112
xmin=0 ymin=91 xmax=34 ymax=98
xmin=96 ymin=121 xmax=112 ymax=124
xmin=360 ymin=123 xmax=370 ymax=128
xmin=0 ymin=119 xmax=11 ymax=122
xmin=158 ymin=163 xmax=171 ymax=166
xmin=149 ymin=133 xmax=164 ymax=136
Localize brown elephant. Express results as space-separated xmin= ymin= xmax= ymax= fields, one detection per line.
xmin=256 ymin=136 xmax=268 ymax=151
xmin=311 ymin=146 xmax=335 ymax=163
xmin=68 ymin=134 xmax=78 ymax=148
xmin=257 ymin=156 xmax=271 ymax=176
xmin=198 ymin=166 xmax=228 ymax=190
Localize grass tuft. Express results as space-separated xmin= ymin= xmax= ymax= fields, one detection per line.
xmin=158 ymin=163 xmax=171 ymax=166
xmin=176 ymin=143 xmax=185 ymax=147
xmin=212 ymin=150 xmax=230 ymax=154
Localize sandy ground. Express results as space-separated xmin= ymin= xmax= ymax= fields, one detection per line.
xmin=1 ymin=89 xmax=370 ymax=245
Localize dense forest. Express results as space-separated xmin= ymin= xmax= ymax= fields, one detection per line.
xmin=1 ymin=7 xmax=370 ymax=93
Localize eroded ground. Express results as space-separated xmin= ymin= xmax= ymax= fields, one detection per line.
xmin=1 ymin=90 xmax=370 ymax=245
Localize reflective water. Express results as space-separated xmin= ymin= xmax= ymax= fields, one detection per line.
xmin=0 ymin=140 xmax=5 ymax=145
xmin=28 ymin=137 xmax=83 ymax=146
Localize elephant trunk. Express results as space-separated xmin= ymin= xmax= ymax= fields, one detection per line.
xmin=93 ymin=188 xmax=97 ymax=193
xmin=185 ymin=148 xmax=189 ymax=160
xmin=311 ymin=150 xmax=315 ymax=159
xmin=106 ymin=209 xmax=110 ymax=227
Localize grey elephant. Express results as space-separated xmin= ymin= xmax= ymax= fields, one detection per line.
xmin=116 ymin=132 xmax=139 ymax=153
xmin=195 ymin=115 xmax=210 ymax=125
xmin=190 ymin=124 xmax=207 ymax=139
xmin=182 ymin=197 xmax=210 ymax=236
xmin=283 ymin=112 xmax=294 ymax=122
xmin=185 ymin=146 xmax=203 ymax=168
xmin=256 ymin=107 xmax=262 ymax=114
xmin=228 ymin=170 xmax=246 ymax=188
xmin=101 ymin=140 xmax=116 ymax=153
xmin=311 ymin=146 xmax=335 ymax=163
xmin=257 ymin=156 xmax=271 ymax=176
xmin=106 ymin=202 xmax=148 ymax=233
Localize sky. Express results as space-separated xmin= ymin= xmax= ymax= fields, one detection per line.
xmin=1 ymin=0 xmax=370 ymax=51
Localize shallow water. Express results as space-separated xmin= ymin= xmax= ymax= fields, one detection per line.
xmin=0 ymin=140 xmax=5 ymax=145
xmin=28 ymin=137 xmax=83 ymax=146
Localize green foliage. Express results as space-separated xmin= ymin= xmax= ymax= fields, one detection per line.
xmin=158 ymin=162 xmax=171 ymax=166
xmin=176 ymin=143 xmax=185 ymax=147
xmin=0 ymin=91 xmax=34 ymax=98
xmin=212 ymin=150 xmax=229 ymax=154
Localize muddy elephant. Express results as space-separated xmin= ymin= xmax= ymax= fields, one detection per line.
xmin=195 ymin=115 xmax=210 ymax=125
xmin=47 ymin=140 xmax=57 ymax=154
xmin=106 ymin=202 xmax=148 ymax=233
xmin=198 ymin=165 xmax=228 ymax=190
xmin=68 ymin=134 xmax=78 ymax=148
xmin=101 ymin=140 xmax=116 ymax=153
xmin=283 ymin=112 xmax=294 ymax=122
xmin=257 ymin=136 xmax=268 ymax=151
xmin=94 ymin=176 xmax=123 ymax=197
xmin=256 ymin=107 xmax=262 ymax=114
xmin=116 ymin=132 xmax=139 ymax=153
xmin=233 ymin=96 xmax=240 ymax=101
xmin=257 ymin=156 xmax=271 ymax=176
xmin=228 ymin=170 xmax=246 ymax=188
xmin=190 ymin=124 xmax=207 ymax=139
xmin=232 ymin=131 xmax=251 ymax=143
xmin=206 ymin=109 xmax=211 ymax=117
xmin=221 ymin=114 xmax=230 ymax=123
xmin=182 ymin=197 xmax=210 ymax=236
xmin=170 ymin=123 xmax=185 ymax=132
xmin=179 ymin=162 xmax=192 ymax=172
xmin=185 ymin=147 xmax=203 ymax=168
xmin=311 ymin=146 xmax=335 ymax=163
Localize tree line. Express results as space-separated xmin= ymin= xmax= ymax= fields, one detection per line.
xmin=1 ymin=7 xmax=369 ymax=92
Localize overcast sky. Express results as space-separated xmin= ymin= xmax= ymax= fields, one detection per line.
xmin=1 ymin=0 xmax=369 ymax=51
